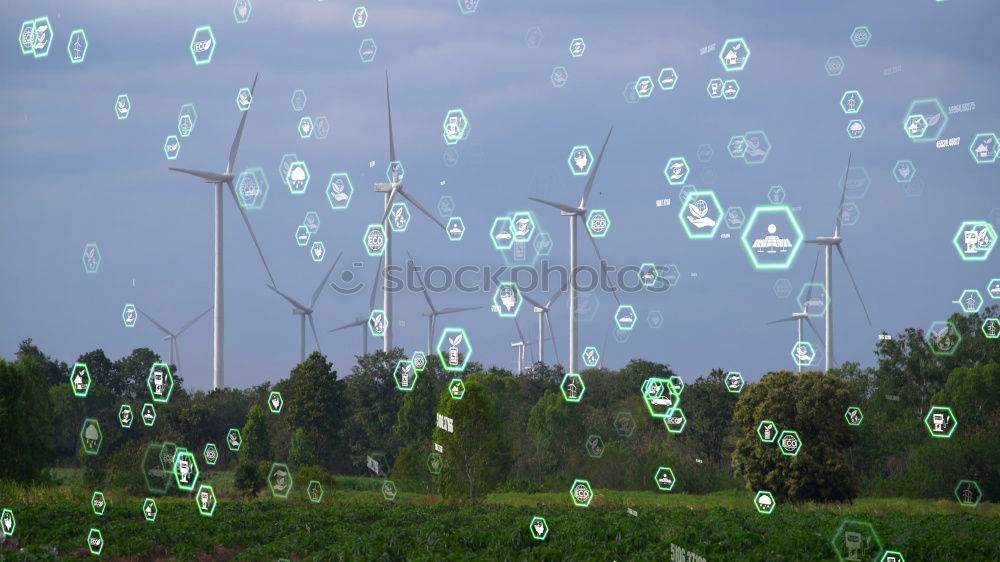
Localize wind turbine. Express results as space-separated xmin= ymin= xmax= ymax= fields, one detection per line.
xmin=529 ymin=127 xmax=616 ymax=373
xmin=517 ymin=281 xmax=567 ymax=366
xmin=767 ymin=252 xmax=826 ymax=373
xmin=328 ymin=255 xmax=383 ymax=355
xmin=374 ymin=72 xmax=447 ymax=353
xmin=804 ymin=154 xmax=872 ymax=372
xmin=136 ymin=306 xmax=213 ymax=374
xmin=408 ymin=252 xmax=481 ymax=354
xmin=168 ymin=73 xmax=275 ymax=390
xmin=266 ymin=252 xmax=342 ymax=363
xmin=511 ymin=317 xmax=538 ymax=375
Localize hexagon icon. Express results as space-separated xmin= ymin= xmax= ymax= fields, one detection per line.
xmin=654 ymin=467 xmax=676 ymax=491
xmin=164 ymin=135 xmax=181 ymax=160
xmin=236 ymin=167 xmax=269 ymax=210
xmin=190 ymin=26 xmax=216 ymax=65
xmin=969 ymin=132 xmax=999 ymax=164
xmin=18 ymin=20 xmax=35 ymax=55
xmin=311 ymin=241 xmax=327 ymax=262
xmin=904 ymin=114 xmax=927 ymax=139
xmin=551 ymin=66 xmax=569 ymax=88
xmin=740 ymin=206 xmax=804 ymax=270
xmin=2 ymin=509 xmax=16 ymax=535
xmin=663 ymin=157 xmax=689 ymax=186
xmin=177 ymin=112 xmax=195 ymax=138
xmin=91 ymin=491 xmax=106 ymax=516
xmin=447 ymin=378 xmax=466 ymax=400
xmin=754 ymin=490 xmax=776 ymax=514
xmin=696 ymin=144 xmax=714 ymax=163
xmin=892 ymin=160 xmax=916 ymax=183
xmin=234 ymin=0 xmax=253 ymax=24
xmin=777 ymin=430 xmax=802 ymax=456
xmin=847 ymin=119 xmax=866 ymax=139
xmin=988 ymin=278 xmax=1000 ymax=300
xmin=791 ymin=341 xmax=817 ymax=367
xmin=353 ymin=6 xmax=368 ymax=28
xmin=561 ymin=373 xmax=586 ymax=402
xmin=67 ymin=29 xmax=88 ymax=64
xmin=614 ymin=411 xmax=636 ymax=437
xmin=291 ymin=90 xmax=307 ymax=112
xmin=295 ymin=225 xmax=311 ymax=247
xmin=437 ymin=195 xmax=455 ymax=217
xmin=581 ymin=346 xmax=600 ymax=368
xmin=742 ymin=130 xmax=771 ymax=164
xmin=80 ymin=418 xmax=103 ymax=455
xmin=493 ymin=282 xmax=522 ymax=318
xmin=457 ymin=0 xmax=480 ymax=14
xmin=958 ymin=289 xmax=984 ymax=314
xmin=534 ymin=231 xmax=553 ymax=256
xmin=725 ymin=371 xmax=745 ymax=393
xmin=442 ymin=109 xmax=470 ymax=145
xmin=585 ymin=434 xmax=605 ymax=458
xmin=722 ymin=79 xmax=740 ymax=100
xmin=70 ymin=362 xmax=92 ymax=397
xmin=227 ymin=428 xmax=243 ymax=451
xmin=657 ymin=67 xmax=678 ymax=90
xmin=386 ymin=160 xmax=405 ymax=183
xmin=634 ymin=76 xmax=655 ymax=98
xmin=308 ymin=480 xmax=324 ymax=503
xmin=268 ymin=390 xmax=284 ymax=413
xmin=88 ymin=528 xmax=104 ymax=556
xmin=30 ymin=16 xmax=53 ymax=59
xmin=954 ymin=479 xmax=982 ymax=507
xmin=757 ymin=420 xmax=779 ymax=443
xmin=141 ymin=403 xmax=156 ymax=426
xmin=297 ymin=116 xmax=314 ymax=139
xmin=236 ymin=87 xmax=252 ymax=111
xmin=393 ymin=360 xmax=418 ymax=392
xmin=203 ymin=443 xmax=219 ymax=466
xmin=614 ymin=305 xmax=637 ymax=331
xmin=314 ymin=116 xmax=330 ymax=140
xmin=529 ymin=516 xmax=549 ymax=540
xmin=568 ymin=145 xmax=594 ymax=176
xmin=173 ymin=449 xmax=200 ymax=491
xmin=900 ymin=99 xmax=948 ymax=142
xmin=845 ymin=406 xmax=864 ymax=426
xmin=323 ymin=173 xmax=353 ymax=211
xmin=831 ymin=519 xmax=883 ymax=562
xmin=359 ymin=38 xmax=377 ymax=63
xmin=438 ymin=327 xmax=472 ymax=371
xmin=511 ymin=212 xmax=535 ymax=242
xmin=773 ymin=278 xmax=792 ymax=299
xmin=637 ymin=263 xmax=658 ymax=287
xmin=669 ymin=375 xmax=685 ymax=395
xmin=850 ymin=26 xmax=872 ymax=48
xmin=409 ymin=351 xmax=427 ymax=373
xmin=115 ymin=94 xmax=131 ymax=120
xmin=647 ymin=310 xmax=664 ymax=329
xmin=664 ymin=408 xmax=687 ymax=434
xmin=118 ymin=404 xmax=134 ymax=428
xmin=719 ymin=37 xmax=750 ymax=71
xmin=881 ymin=551 xmax=906 ymax=562
xmin=707 ymin=78 xmax=724 ymax=99
xmin=926 ymin=320 xmax=961 ymax=356
xmin=764 ymin=186 xmax=784 ymax=204
xmin=586 ymin=209 xmax=610 ymax=238
xmin=423 ymin=451 xmax=443 ymax=476
xmin=642 ymin=378 xmax=680 ymax=418
xmin=725 ymin=206 xmax=746 ymax=230
xmin=924 ymin=405 xmax=957 ymax=438
xmin=123 ymin=303 xmax=138 ymax=327
xmin=147 ymin=362 xmax=175 ymax=403
xmin=362 ymin=224 xmax=385 ymax=257
xmin=825 ymin=55 xmax=845 ymax=76
xmin=446 ymin=217 xmax=465 ymax=241
xmin=142 ymin=498 xmax=158 ymax=521
xmin=368 ymin=309 xmax=387 ymax=338
xmin=982 ymin=318 xmax=1000 ymax=339
xmin=679 ymin=190 xmax=723 ymax=240
xmin=381 ymin=480 xmax=398 ymax=501
xmin=727 ymin=135 xmax=746 ymax=158
xmin=268 ymin=462 xmax=293 ymax=498
xmin=569 ymin=479 xmax=593 ymax=507
xmin=490 ymin=216 xmax=515 ymax=250
xmin=389 ymin=201 xmax=411 ymax=232
xmin=797 ymin=282 xmax=828 ymax=317
xmin=953 ymin=221 xmax=996 ymax=261
xmin=840 ymin=90 xmax=863 ymax=114
xmin=301 ymin=211 xmax=320 ymax=235
xmin=568 ymin=37 xmax=586 ymax=57
xmin=196 ymin=484 xmax=217 ymax=516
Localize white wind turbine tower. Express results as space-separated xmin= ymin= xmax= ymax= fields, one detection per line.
xmin=168 ymin=73 xmax=276 ymax=390
xmin=408 ymin=252 xmax=481 ymax=354
xmin=511 ymin=317 xmax=540 ymax=375
xmin=529 ymin=126 xmax=617 ymax=373
xmin=767 ymin=252 xmax=826 ymax=373
xmin=136 ymin=306 xmax=212 ymax=374
xmin=517 ymin=280 xmax=568 ymax=366
xmin=328 ymin=255 xmax=384 ymax=355
xmin=804 ymin=154 xmax=872 ymax=372
xmin=374 ymin=72 xmax=447 ymax=352
xmin=266 ymin=252 xmax=342 ymax=363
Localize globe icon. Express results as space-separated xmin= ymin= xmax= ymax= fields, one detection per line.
xmin=694 ymin=199 xmax=709 ymax=216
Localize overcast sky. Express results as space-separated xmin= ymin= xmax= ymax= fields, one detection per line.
xmin=1 ymin=0 xmax=997 ymax=391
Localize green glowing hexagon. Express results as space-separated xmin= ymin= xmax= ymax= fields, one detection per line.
xmin=163 ymin=135 xmax=181 ymax=160
xmin=80 ymin=418 xmax=103 ymax=456
xmin=754 ymin=490 xmax=776 ymax=514
xmin=568 ymin=145 xmax=594 ymax=176
xmin=412 ymin=350 xmax=428 ymax=372
xmin=614 ymin=305 xmax=637 ymax=331
xmin=569 ymin=479 xmax=593 ymax=507
xmin=740 ymin=205 xmax=804 ymax=270
xmin=442 ymin=109 xmax=470 ymax=145
xmin=880 ymin=551 xmax=906 ymax=562
xmin=326 ymin=173 xmax=354 ymax=210
xmin=958 ymin=289 xmax=984 ymax=314
xmin=490 ymin=216 xmax=515 ymax=250
xmin=381 ymin=480 xmax=398 ymax=501
xmin=70 ymin=362 xmax=92 ymax=398
xmin=727 ymin=135 xmax=746 ymax=158
xmin=385 ymin=160 xmax=405 ymax=183
xmin=840 ymin=90 xmax=863 ymax=114
xmin=446 ymin=217 xmax=465 ymax=241
xmin=952 ymin=221 xmax=996 ymax=261
xmin=141 ymin=403 xmax=156 ymax=427
xmin=31 ymin=17 xmax=53 ymax=59
xmin=757 ymin=420 xmax=778 ymax=443
xmin=511 ymin=211 xmax=535 ymax=242
xmin=791 ymin=341 xmax=817 ymax=367
xmin=226 ymin=428 xmax=243 ymax=452
xmin=707 ymin=78 xmax=724 ymax=99
xmin=141 ymin=443 xmax=170 ymax=494
xmin=87 ymin=528 xmax=104 ymax=555
xmin=925 ymin=320 xmax=961 ymax=356
xmin=189 ymin=26 xmax=216 ymax=65
xmin=725 ymin=372 xmax=745 ymax=393
xmin=443 ymin=378 xmax=464 ymax=400
xmin=904 ymin=114 xmax=927 ymax=139
xmin=368 ymin=309 xmax=387 ymax=338
xmin=115 ymin=94 xmax=131 ymax=119
xmin=359 ymin=38 xmax=377 ymax=63
xmin=664 ymin=156 xmax=690 ymax=185
xmin=569 ymin=37 xmax=586 ymax=57
xmin=850 ymin=26 xmax=872 ymax=48
xmin=582 ymin=346 xmax=600 ymax=368
xmin=529 ymin=516 xmax=549 ymax=540
xmin=584 ymin=434 xmax=605 ymax=458
xmin=657 ymin=67 xmax=678 ymax=90
xmin=777 ymin=430 xmax=802 ymax=456
xmin=18 ymin=20 xmax=35 ymax=55
xmin=353 ymin=6 xmax=368 ymax=28
xmin=91 ymin=491 xmax=106 ymax=516
xmin=389 ymin=202 xmax=411 ymax=232
xmin=196 ymin=484 xmax=217 ymax=516
xmin=634 ymin=75 xmax=654 ymax=98
xmin=664 ymin=407 xmax=687 ymax=434
xmin=844 ymin=406 xmax=864 ymax=426
xmin=310 ymin=241 xmax=326 ymax=262
xmin=123 ymin=303 xmax=138 ymax=327
xmin=298 ymin=116 xmax=314 ymax=139
xmin=642 ymin=378 xmax=680 ymax=418
xmin=67 ymin=29 xmax=88 ymax=64
xmin=118 ymin=404 xmax=134 ymax=428
xmin=363 ymin=224 xmax=386 ymax=256
xmin=427 ymin=451 xmax=444 ymax=475
xmin=969 ymin=133 xmax=999 ymax=164
xmin=268 ymin=462 xmax=293 ymax=498
xmin=203 ymin=443 xmax=219 ymax=466
xmin=831 ymin=519 xmax=883 ymax=562
xmin=585 ymin=209 xmax=610 ymax=238
xmin=172 ymin=449 xmax=200 ymax=492
xmin=147 ymin=362 xmax=175 ymax=403
xmin=233 ymin=0 xmax=253 ymax=24
xmin=679 ymin=190 xmax=723 ymax=240
xmin=924 ymin=405 xmax=957 ymax=438
xmin=722 ymin=79 xmax=740 ymax=100
xmin=493 ymin=282 xmax=522 ymax=318
xmin=637 ymin=263 xmax=658 ymax=287
xmin=142 ymin=498 xmax=157 ymax=521
xmin=268 ymin=390 xmax=284 ymax=413
xmin=437 ymin=327 xmax=472 ymax=372
xmin=286 ymin=160 xmax=310 ymax=194
xmin=954 ymin=479 xmax=982 ymax=507
xmin=236 ymin=87 xmax=252 ymax=111
xmin=308 ymin=480 xmax=324 ymax=503
xmin=981 ymin=318 xmax=1000 ymax=339
xmin=393 ymin=360 xmax=418 ymax=392
xmin=892 ymin=160 xmax=915 ymax=183
xmin=654 ymin=467 xmax=676 ymax=491
xmin=0 ymin=507 xmax=15 ymax=536
xmin=719 ymin=37 xmax=750 ymax=71
xmin=560 ymin=373 xmax=586 ymax=402
xmin=847 ymin=119 xmax=866 ymax=139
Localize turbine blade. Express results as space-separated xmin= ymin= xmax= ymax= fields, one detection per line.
xmin=168 ymin=167 xmax=227 ymax=183
xmin=329 ymin=318 xmax=366 ymax=332
xmin=227 ymin=181 xmax=276 ymax=287
xmin=386 ymin=72 xmax=396 ymax=163
xmin=514 ymin=317 xmax=527 ymax=345
xmin=437 ymin=306 xmax=481 ymax=314
xmin=311 ymin=252 xmax=343 ymax=308
xmin=308 ymin=314 xmax=322 ymax=354
xmin=266 ymin=283 xmax=310 ymax=312
xmin=806 ymin=316 xmax=825 ymax=346
xmin=380 ymin=186 xmax=399 ymax=225
xmin=803 ymin=251 xmax=821 ymax=313
xmin=579 ymin=126 xmax=614 ymax=209
xmin=136 ymin=307 xmax=173 ymax=336
xmin=546 ymin=277 xmax=571 ymax=309
xmin=766 ymin=316 xmax=798 ymax=325
xmin=398 ymin=190 xmax=447 ymax=231
xmin=528 ymin=196 xmax=580 ymax=214
xmin=406 ymin=251 xmax=436 ymax=313
xmin=581 ymin=218 xmax=621 ymax=305
xmin=836 ymin=244 xmax=872 ymax=327
xmin=176 ymin=306 xmax=213 ymax=335
xmin=227 ymin=72 xmax=259 ymax=174
xmin=835 ymin=153 xmax=852 ymax=237
xmin=546 ymin=312 xmax=561 ymax=366
xmin=519 ymin=291 xmax=546 ymax=310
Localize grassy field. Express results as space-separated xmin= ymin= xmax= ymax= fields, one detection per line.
xmin=2 ymin=474 xmax=998 ymax=560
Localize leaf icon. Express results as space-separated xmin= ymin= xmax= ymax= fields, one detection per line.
xmin=926 ymin=113 xmax=941 ymax=127
xmin=688 ymin=203 xmax=707 ymax=219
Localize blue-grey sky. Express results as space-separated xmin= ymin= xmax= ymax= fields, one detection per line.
xmin=2 ymin=0 xmax=997 ymax=391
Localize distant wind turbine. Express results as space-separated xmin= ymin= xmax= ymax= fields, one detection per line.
xmin=266 ymin=252 xmax=342 ymax=363
xmin=408 ymin=252 xmax=481 ymax=354
xmin=518 ymin=280 xmax=568 ymax=366
xmin=328 ymin=255 xmax=384 ymax=355
xmin=767 ymin=252 xmax=826 ymax=373
xmin=136 ymin=306 xmax=212 ymax=374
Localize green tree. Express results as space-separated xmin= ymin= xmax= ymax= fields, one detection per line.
xmin=16 ymin=338 xmax=68 ymax=387
xmin=288 ymin=428 xmax=319 ymax=469
xmin=731 ymin=370 xmax=860 ymax=502
xmin=393 ymin=361 xmax=443 ymax=446
xmin=342 ymin=349 xmax=407 ymax=472
xmin=112 ymin=348 xmax=178 ymax=402
xmin=932 ymin=361 xmax=1000 ymax=427
xmin=0 ymin=356 xmax=54 ymax=482
xmin=76 ymin=349 xmax=117 ymax=396
xmin=240 ymin=405 xmax=270 ymax=464
xmin=525 ymin=389 xmax=585 ymax=488
xmin=681 ymin=369 xmax=737 ymax=467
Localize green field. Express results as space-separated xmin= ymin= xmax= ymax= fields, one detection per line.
xmin=2 ymin=475 xmax=998 ymax=560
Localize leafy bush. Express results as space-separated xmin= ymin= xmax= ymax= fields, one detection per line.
xmin=233 ymin=462 xmax=263 ymax=496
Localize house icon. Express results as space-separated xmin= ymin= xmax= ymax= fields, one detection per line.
xmin=975 ymin=143 xmax=990 ymax=159
xmin=724 ymin=50 xmax=738 ymax=65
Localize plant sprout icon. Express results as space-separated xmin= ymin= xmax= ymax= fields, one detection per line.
xmin=33 ymin=23 xmax=48 ymax=51
xmin=117 ymin=100 xmax=129 ymax=116
xmin=228 ymin=431 xmax=240 ymax=448
xmin=451 ymin=382 xmax=462 ymax=396
xmin=400 ymin=364 xmax=412 ymax=388
xmin=330 ymin=179 xmax=348 ymax=201
xmin=448 ymin=334 xmax=463 ymax=366
xmin=371 ymin=313 xmax=385 ymax=335
xmin=686 ymin=199 xmax=716 ymax=229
